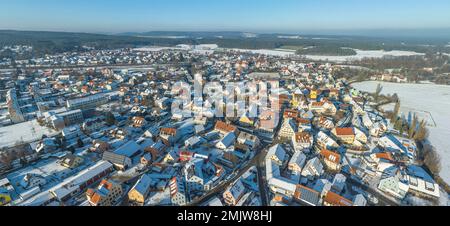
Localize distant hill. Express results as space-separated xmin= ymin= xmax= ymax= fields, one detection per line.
xmin=1 ymin=30 xmax=449 ymax=57
xmin=118 ymin=31 xmax=258 ymax=39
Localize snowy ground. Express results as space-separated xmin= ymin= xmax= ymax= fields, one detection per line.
xmin=303 ymin=49 xmax=424 ymax=63
xmin=353 ymin=81 xmax=450 ymax=184
xmin=7 ymin=158 xmax=75 ymax=194
xmin=226 ymin=48 xmax=296 ymax=57
xmin=0 ymin=120 xmax=60 ymax=148
xmin=225 ymin=48 xmax=424 ymax=61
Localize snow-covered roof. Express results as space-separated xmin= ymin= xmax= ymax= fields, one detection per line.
xmin=114 ymin=140 xmax=142 ymax=157
xmin=267 ymin=144 xmax=286 ymax=163
xmin=131 ymin=174 xmax=152 ymax=195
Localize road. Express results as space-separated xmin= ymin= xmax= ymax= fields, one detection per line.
xmin=256 ymin=149 xmax=269 ymax=206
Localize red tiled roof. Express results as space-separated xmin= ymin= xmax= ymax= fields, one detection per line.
xmin=295 ymin=132 xmax=312 ymax=143
xmin=295 ymin=117 xmax=310 ymax=125
xmin=324 ymin=191 xmax=353 ymax=206
xmin=334 ymin=127 xmax=355 ymax=136
xmin=214 ymin=121 xmax=236 ymax=133
xmin=283 ymin=109 xmax=299 ymax=118
xmin=375 ymin=152 xmax=394 ymax=161
xmin=320 ymin=149 xmax=341 ymax=164
xmin=160 ymin=127 xmax=177 ymax=136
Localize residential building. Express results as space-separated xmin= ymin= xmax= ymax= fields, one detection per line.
xmin=332 ymin=127 xmax=356 ymax=144
xmin=319 ymin=149 xmax=341 ymax=171
xmin=223 ymin=179 xmax=246 ymax=206
xmin=86 ymin=179 xmax=123 ymax=206
xmin=128 ymin=174 xmax=152 ymax=205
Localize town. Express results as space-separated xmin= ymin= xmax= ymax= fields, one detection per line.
xmin=0 ymin=44 xmax=447 ymax=207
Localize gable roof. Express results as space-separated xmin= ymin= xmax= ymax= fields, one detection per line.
xmin=320 ymin=149 xmax=341 ymax=164
xmin=214 ymin=121 xmax=237 ymax=134
xmin=334 ymin=127 xmax=355 ymax=136
xmin=294 ymin=132 xmax=312 ymax=143
xmin=323 ymin=191 xmax=353 ymax=206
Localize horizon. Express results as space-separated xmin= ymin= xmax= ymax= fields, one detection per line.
xmin=1 ymin=0 xmax=450 ymax=36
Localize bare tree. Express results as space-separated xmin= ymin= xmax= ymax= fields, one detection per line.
xmin=374 ymin=83 xmax=383 ymax=103
xmin=391 ymin=101 xmax=401 ymax=122
xmin=424 ymin=147 xmax=441 ymax=175
xmin=408 ymin=115 xmax=418 ymax=139
xmin=414 ymin=120 xmax=429 ymax=142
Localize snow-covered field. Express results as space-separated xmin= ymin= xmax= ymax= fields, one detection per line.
xmin=225 ymin=48 xmax=424 ymax=61
xmin=352 ymin=81 xmax=450 ymax=184
xmin=303 ymin=49 xmax=425 ymax=63
xmin=226 ymin=48 xmax=296 ymax=57
xmin=0 ymin=120 xmax=59 ymax=148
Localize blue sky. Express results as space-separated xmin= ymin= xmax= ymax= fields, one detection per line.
xmin=0 ymin=0 xmax=450 ymax=33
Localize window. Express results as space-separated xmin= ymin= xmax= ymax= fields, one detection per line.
xmin=409 ymin=177 xmax=418 ymax=187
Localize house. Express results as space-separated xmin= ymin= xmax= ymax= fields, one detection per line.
xmin=322 ymin=191 xmax=353 ymax=206
xmin=102 ymin=151 xmax=132 ymax=170
xmin=378 ymin=173 xmax=409 ymax=200
xmin=283 ymin=109 xmax=299 ymax=119
xmin=267 ymin=144 xmax=286 ymax=166
xmin=0 ymin=178 xmax=12 ymax=206
xmin=82 ymin=117 xmax=105 ymax=133
xmin=86 ymin=179 xmax=123 ymax=206
xmin=256 ymin=109 xmax=279 ymax=138
xmin=294 ymin=185 xmax=320 ymax=206
xmin=314 ymin=116 xmax=335 ymax=130
xmin=296 ymin=117 xmax=312 ymax=132
xmin=319 ymin=149 xmax=341 ymax=171
xmin=316 ymin=131 xmax=339 ymax=150
xmin=309 ymin=101 xmax=325 ymax=113
xmin=223 ymin=179 xmax=246 ymax=206
xmin=140 ymin=153 xmax=152 ymax=166
xmin=185 ymin=136 xmax=202 ymax=148
xmin=90 ymin=140 xmax=111 ymax=153
xmin=331 ymin=174 xmax=346 ymax=194
xmin=278 ymin=118 xmax=297 ymax=140
xmin=288 ymin=151 xmax=307 ymax=173
xmin=378 ymin=134 xmax=415 ymax=160
xmin=215 ymin=132 xmax=236 ymax=150
xmin=265 ymin=145 xmax=297 ymax=197
xmin=332 ymin=127 xmax=356 ymax=144
xmin=238 ymin=112 xmax=255 ymax=127
xmin=292 ymin=132 xmax=313 ymax=152
xmin=61 ymin=154 xmax=84 ymax=169
xmin=0 ymin=187 xmax=11 ymax=206
xmin=236 ymin=131 xmax=260 ymax=150
xmin=219 ymin=151 xmax=241 ymax=169
xmin=160 ymin=127 xmax=178 ymax=145
xmin=169 ymin=177 xmax=188 ymax=206
xmin=164 ymin=148 xmax=180 ymax=163
xmin=405 ymin=165 xmax=440 ymax=199
xmin=131 ymin=116 xmax=146 ymax=128
xmin=353 ymin=194 xmax=367 ymax=206
xmin=144 ymin=140 xmax=167 ymax=160
xmin=35 ymin=138 xmax=60 ymax=153
xmin=354 ymin=127 xmax=368 ymax=144
xmin=113 ymin=140 xmax=142 ymax=159
xmin=19 ymin=174 xmax=47 ymax=190
xmin=62 ymin=125 xmax=83 ymax=140
xmin=301 ymin=157 xmax=324 ymax=179
xmin=313 ymin=179 xmax=332 ymax=200
xmin=128 ymin=174 xmax=152 ymax=205
xmin=214 ymin=121 xmax=237 ymax=135
xmin=184 ymin=158 xmax=225 ymax=192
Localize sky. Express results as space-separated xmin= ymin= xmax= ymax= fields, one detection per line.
xmin=0 ymin=0 xmax=450 ymax=34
